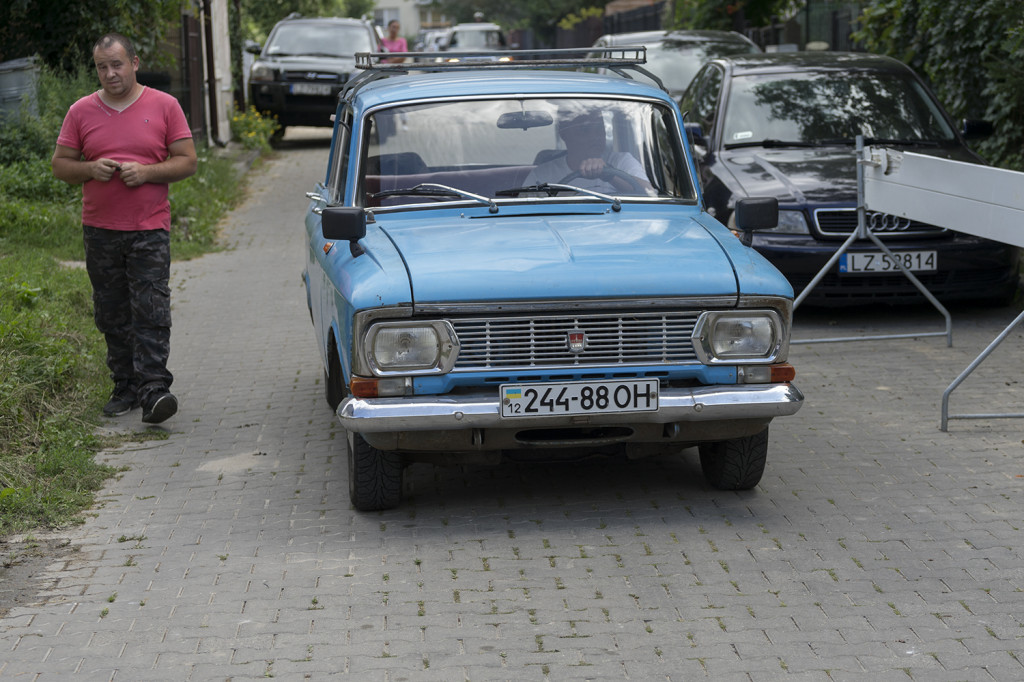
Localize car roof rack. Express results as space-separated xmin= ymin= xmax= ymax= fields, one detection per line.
xmin=341 ymin=47 xmax=667 ymax=101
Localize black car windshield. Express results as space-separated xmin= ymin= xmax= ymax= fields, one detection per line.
xmin=362 ymin=97 xmax=696 ymax=208
xmin=722 ymin=71 xmax=958 ymax=147
xmin=267 ymin=23 xmax=374 ymax=57
xmin=644 ymin=40 xmax=759 ymax=93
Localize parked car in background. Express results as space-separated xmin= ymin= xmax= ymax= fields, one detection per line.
xmin=679 ymin=52 xmax=1019 ymax=306
xmin=435 ymin=22 xmax=511 ymax=56
xmin=591 ymin=30 xmax=761 ymax=99
xmin=302 ymin=49 xmax=803 ymax=510
xmin=247 ymin=15 xmax=380 ymax=137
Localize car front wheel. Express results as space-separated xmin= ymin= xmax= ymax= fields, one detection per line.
xmin=698 ymin=428 xmax=769 ymax=490
xmin=347 ymin=431 xmax=403 ymax=511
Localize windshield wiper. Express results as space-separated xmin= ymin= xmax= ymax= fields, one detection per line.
xmin=813 ymin=137 xmax=944 ymax=148
xmin=862 ymin=137 xmax=943 ymax=148
xmin=495 ymin=183 xmax=623 ymax=211
xmin=372 ymin=183 xmax=498 ymax=213
xmin=724 ymin=139 xmax=822 ymax=149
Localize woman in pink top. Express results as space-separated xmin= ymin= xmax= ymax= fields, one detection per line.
xmin=381 ymin=20 xmax=408 ymax=62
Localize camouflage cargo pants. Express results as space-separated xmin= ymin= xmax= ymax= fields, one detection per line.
xmin=83 ymin=226 xmax=173 ymax=405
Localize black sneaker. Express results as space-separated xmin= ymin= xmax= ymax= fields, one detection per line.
xmin=102 ymin=389 xmax=138 ymax=417
xmin=142 ymin=392 xmax=178 ymax=424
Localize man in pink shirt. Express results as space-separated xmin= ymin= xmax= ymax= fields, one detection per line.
xmin=52 ymin=33 xmax=197 ymax=424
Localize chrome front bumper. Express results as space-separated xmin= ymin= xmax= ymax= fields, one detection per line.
xmin=337 ymin=383 xmax=803 ymax=433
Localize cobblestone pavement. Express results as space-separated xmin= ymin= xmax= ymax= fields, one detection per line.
xmin=3 ymin=129 xmax=1024 ymax=681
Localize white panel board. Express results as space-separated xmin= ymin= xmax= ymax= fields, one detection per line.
xmin=862 ymin=148 xmax=1024 ymax=248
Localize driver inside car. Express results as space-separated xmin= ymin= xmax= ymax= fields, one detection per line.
xmin=523 ymin=106 xmax=654 ymax=195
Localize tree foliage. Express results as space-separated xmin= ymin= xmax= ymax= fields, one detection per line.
xmin=668 ymin=0 xmax=795 ymax=31
xmin=425 ymin=0 xmax=605 ymax=45
xmin=0 ymin=0 xmax=182 ymax=73
xmin=238 ymin=0 xmax=365 ymax=44
xmin=855 ymin=0 xmax=1024 ymax=170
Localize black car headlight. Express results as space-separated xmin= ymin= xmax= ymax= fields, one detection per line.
xmin=692 ymin=310 xmax=785 ymax=364
xmin=250 ymin=63 xmax=275 ymax=82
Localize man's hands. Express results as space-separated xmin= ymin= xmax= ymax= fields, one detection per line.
xmin=576 ymin=157 xmax=606 ymax=178
xmin=88 ymin=158 xmax=146 ymax=186
xmin=89 ymin=157 xmax=121 ymax=182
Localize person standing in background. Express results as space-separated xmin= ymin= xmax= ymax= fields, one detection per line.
xmin=51 ymin=33 xmax=197 ymax=424
xmin=381 ymin=20 xmax=408 ymax=62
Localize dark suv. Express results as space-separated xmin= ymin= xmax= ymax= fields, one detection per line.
xmin=247 ymin=15 xmax=380 ymax=136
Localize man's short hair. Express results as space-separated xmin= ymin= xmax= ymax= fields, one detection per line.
xmin=94 ymin=33 xmax=137 ymax=61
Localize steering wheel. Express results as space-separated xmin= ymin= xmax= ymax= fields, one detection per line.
xmin=558 ymin=167 xmax=644 ymax=194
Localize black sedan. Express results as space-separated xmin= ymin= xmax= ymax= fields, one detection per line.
xmin=679 ymin=52 xmax=1019 ymax=306
xmin=591 ymin=30 xmax=761 ymax=99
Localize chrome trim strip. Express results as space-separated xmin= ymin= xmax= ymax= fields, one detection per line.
xmin=412 ymin=296 xmax=739 ymax=315
xmin=337 ymin=383 xmax=803 ymax=432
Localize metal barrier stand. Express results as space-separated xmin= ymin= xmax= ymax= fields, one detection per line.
xmin=940 ymin=310 xmax=1024 ymax=430
xmin=791 ymin=135 xmax=953 ymax=347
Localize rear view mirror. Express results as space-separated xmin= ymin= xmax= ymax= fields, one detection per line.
xmin=734 ymin=197 xmax=778 ymax=231
xmin=961 ymin=119 xmax=994 ymax=140
xmin=497 ymin=111 xmax=553 ymax=130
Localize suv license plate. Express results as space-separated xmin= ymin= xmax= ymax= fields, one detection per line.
xmin=500 ymin=379 xmax=659 ymax=418
xmin=839 ymin=251 xmax=937 ymax=273
xmin=290 ymin=83 xmax=333 ymax=96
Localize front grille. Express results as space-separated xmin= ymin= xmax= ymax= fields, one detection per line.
xmin=815 ymin=208 xmax=946 ymax=237
xmin=283 ymin=71 xmax=345 ymax=83
xmin=450 ymin=312 xmax=701 ymax=371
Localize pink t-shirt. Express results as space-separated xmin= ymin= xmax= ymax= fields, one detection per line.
xmin=381 ymin=36 xmax=407 ymax=60
xmin=56 ymin=87 xmax=192 ymax=231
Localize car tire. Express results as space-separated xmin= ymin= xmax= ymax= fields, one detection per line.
xmin=324 ymin=342 xmax=346 ymax=411
xmin=347 ymin=431 xmax=403 ymax=511
xmin=698 ymin=427 xmax=769 ymax=490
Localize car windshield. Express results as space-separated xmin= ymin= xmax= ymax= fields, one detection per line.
xmin=722 ymin=71 xmax=957 ymax=147
xmin=267 ymin=23 xmax=374 ymax=57
xmin=450 ymin=29 xmax=506 ymax=49
xmin=361 ymin=97 xmax=696 ymax=208
xmin=644 ymin=40 xmax=758 ymax=93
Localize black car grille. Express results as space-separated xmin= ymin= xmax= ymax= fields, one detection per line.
xmin=815 ymin=208 xmax=946 ymax=237
xmin=450 ymin=312 xmax=702 ymax=371
xmin=788 ymin=268 xmax=1012 ymax=304
xmin=283 ymin=71 xmax=346 ymax=83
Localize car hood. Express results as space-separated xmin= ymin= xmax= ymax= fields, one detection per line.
xmin=259 ymin=54 xmax=358 ymax=73
xmin=376 ymin=208 xmax=747 ymax=304
xmin=720 ymin=144 xmax=981 ymax=205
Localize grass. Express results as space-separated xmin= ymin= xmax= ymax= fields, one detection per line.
xmin=0 ymin=65 xmax=271 ymax=536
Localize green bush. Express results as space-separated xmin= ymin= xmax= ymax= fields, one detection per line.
xmin=855 ymin=0 xmax=1024 ymax=171
xmin=230 ymin=105 xmax=280 ymax=152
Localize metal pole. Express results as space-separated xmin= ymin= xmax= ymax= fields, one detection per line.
xmin=792 ymin=136 xmax=953 ymax=347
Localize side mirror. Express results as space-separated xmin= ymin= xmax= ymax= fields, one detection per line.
xmin=962 ymin=119 xmax=994 ymax=140
xmin=322 ymin=206 xmax=367 ymax=256
xmin=244 ymin=40 xmax=262 ymax=55
xmin=734 ymin=197 xmax=778 ymax=232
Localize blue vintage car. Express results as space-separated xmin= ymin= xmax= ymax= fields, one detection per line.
xmin=303 ymin=49 xmax=804 ymax=510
